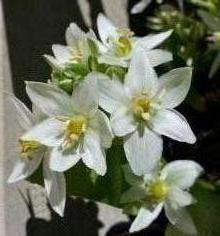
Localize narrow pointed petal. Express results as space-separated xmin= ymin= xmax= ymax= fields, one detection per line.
xmin=6 ymin=95 xmax=34 ymax=130
xmin=44 ymin=54 xmax=62 ymax=69
xmin=95 ymin=110 xmax=113 ymax=148
xmin=49 ymin=147 xmax=81 ymax=172
xmin=52 ymin=44 xmax=72 ymax=64
xmin=97 ymin=13 xmax=117 ymax=44
xmin=161 ymin=160 xmax=203 ymax=189
xmin=111 ymin=108 xmax=136 ymax=137
xmin=65 ymin=23 xmax=85 ymax=47
xmin=129 ymin=204 xmax=163 ymax=233
xmin=125 ymin=48 xmax=158 ymax=97
xmin=159 ymin=67 xmax=192 ymax=108
xmin=8 ymin=154 xmax=43 ymax=183
xmin=82 ymin=131 xmax=107 ymax=176
xmin=124 ymin=128 xmax=163 ymax=176
xmin=121 ymin=186 xmax=146 ymax=203
xmin=26 ymin=81 xmax=73 ymax=117
xmin=151 ymin=109 xmax=196 ymax=144
xmin=98 ymin=74 xmax=129 ymax=113
xmin=168 ymin=187 xmax=195 ymax=208
xmin=165 ymin=205 xmax=197 ymax=235
xmin=145 ymin=49 xmax=173 ymax=67
xmin=22 ymin=118 xmax=64 ymax=147
xmin=137 ymin=30 xmax=173 ymax=50
xmin=43 ymin=157 xmax=66 ymax=216
xmin=131 ymin=0 xmax=151 ymax=14
xmin=71 ymin=73 xmax=98 ymax=114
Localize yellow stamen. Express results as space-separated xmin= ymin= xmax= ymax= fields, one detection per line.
xmin=19 ymin=139 xmax=42 ymax=160
xmin=132 ymin=95 xmax=151 ymax=121
xmin=63 ymin=115 xmax=87 ymax=149
xmin=148 ymin=180 xmax=168 ymax=202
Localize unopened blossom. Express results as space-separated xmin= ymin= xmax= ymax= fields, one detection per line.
xmin=22 ymin=74 xmax=113 ymax=176
xmin=96 ymin=13 xmax=172 ymax=67
xmin=99 ymin=48 xmax=196 ymax=175
xmin=7 ymin=96 xmax=66 ymax=216
xmin=121 ymin=160 xmax=203 ymax=234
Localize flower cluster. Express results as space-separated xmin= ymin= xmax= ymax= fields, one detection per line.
xmin=8 ymin=14 xmax=203 ymax=233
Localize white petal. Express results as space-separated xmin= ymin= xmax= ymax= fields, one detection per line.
xmin=82 ymin=131 xmax=107 ymax=176
xmin=165 ymin=205 xmax=197 ymax=235
xmin=6 ymin=94 xmax=34 ymax=130
xmin=121 ymin=186 xmax=146 ymax=203
xmin=131 ymin=0 xmax=151 ymax=14
xmin=71 ymin=73 xmax=98 ymax=114
xmin=168 ymin=187 xmax=195 ymax=208
xmin=22 ymin=118 xmax=64 ymax=147
xmin=52 ymin=44 xmax=72 ymax=64
xmin=125 ymin=48 xmax=158 ymax=97
xmin=145 ymin=49 xmax=173 ymax=67
xmin=95 ymin=110 xmax=113 ymax=148
xmin=65 ymin=23 xmax=85 ymax=47
xmin=98 ymin=74 xmax=129 ymax=113
xmin=129 ymin=204 xmax=163 ymax=233
xmin=161 ymin=160 xmax=203 ymax=189
xmin=43 ymin=156 xmax=66 ymax=216
xmin=26 ymin=81 xmax=73 ymax=117
xmin=137 ymin=30 xmax=173 ymax=51
xmin=49 ymin=146 xmax=81 ymax=172
xmin=159 ymin=67 xmax=192 ymax=108
xmin=122 ymin=165 xmax=144 ymax=186
xmin=151 ymin=109 xmax=196 ymax=144
xmin=8 ymin=153 xmax=43 ymax=183
xmin=98 ymin=54 xmax=128 ymax=67
xmin=97 ymin=13 xmax=117 ymax=44
xmin=44 ymin=54 xmax=63 ymax=69
xmin=111 ymin=107 xmax=136 ymax=137
xmin=124 ymin=128 xmax=163 ymax=176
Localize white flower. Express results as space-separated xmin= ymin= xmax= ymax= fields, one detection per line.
xmin=131 ymin=0 xmax=164 ymax=14
xmin=23 ymin=73 xmax=113 ymax=176
xmin=98 ymin=48 xmax=196 ymax=175
xmin=7 ymin=96 xmax=66 ymax=216
xmin=96 ymin=13 xmax=172 ymax=68
xmin=44 ymin=23 xmax=97 ymax=69
xmin=121 ymin=160 xmax=203 ymax=234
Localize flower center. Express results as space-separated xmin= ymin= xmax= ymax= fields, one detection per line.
xmin=115 ymin=36 xmax=132 ymax=57
xmin=132 ymin=95 xmax=151 ymax=121
xmin=63 ymin=115 xmax=87 ymax=149
xmin=148 ymin=180 xmax=168 ymax=202
xmin=19 ymin=139 xmax=42 ymax=160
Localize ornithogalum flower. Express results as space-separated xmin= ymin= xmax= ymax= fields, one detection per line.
xmin=121 ymin=160 xmax=203 ymax=234
xmin=96 ymin=13 xmax=172 ymax=67
xmin=99 ymin=48 xmax=196 ymax=175
xmin=22 ymin=74 xmax=113 ymax=176
xmin=7 ymin=96 xmax=66 ymax=216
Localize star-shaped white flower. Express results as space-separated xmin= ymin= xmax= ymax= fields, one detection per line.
xmin=23 ymin=74 xmax=113 ymax=176
xmin=98 ymin=48 xmax=196 ymax=175
xmin=96 ymin=13 xmax=172 ymax=68
xmin=45 ymin=23 xmax=97 ymax=69
xmin=7 ymin=96 xmax=66 ymax=216
xmin=121 ymin=160 xmax=203 ymax=234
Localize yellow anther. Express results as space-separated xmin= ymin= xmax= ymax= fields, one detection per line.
xmin=115 ymin=36 xmax=132 ymax=57
xmin=63 ymin=115 xmax=87 ymax=149
xmin=19 ymin=139 xmax=42 ymax=160
xmin=132 ymin=95 xmax=151 ymax=121
xmin=148 ymin=180 xmax=168 ymax=202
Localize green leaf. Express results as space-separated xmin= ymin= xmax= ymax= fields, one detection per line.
xmin=166 ymin=181 xmax=220 ymax=236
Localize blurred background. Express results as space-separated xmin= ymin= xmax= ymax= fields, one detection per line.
xmin=1 ymin=0 xmax=220 ymax=235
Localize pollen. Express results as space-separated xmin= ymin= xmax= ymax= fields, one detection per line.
xmin=148 ymin=180 xmax=168 ymax=202
xmin=63 ymin=115 xmax=87 ymax=149
xmin=19 ymin=139 xmax=42 ymax=160
xmin=132 ymin=95 xmax=151 ymax=121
